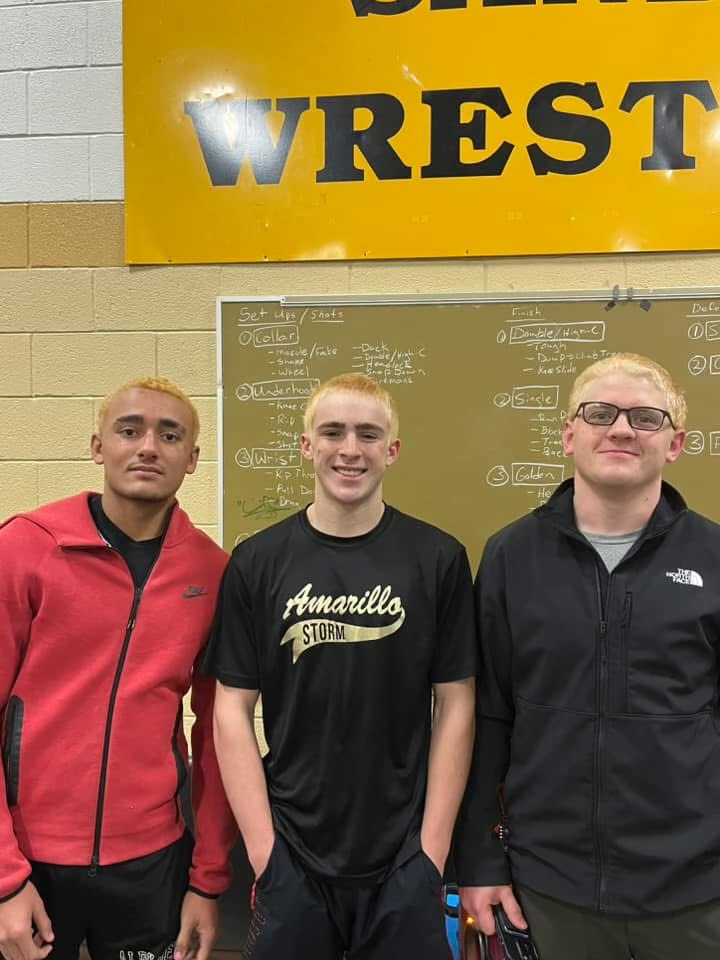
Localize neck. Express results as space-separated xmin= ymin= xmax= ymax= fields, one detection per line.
xmin=572 ymin=475 xmax=661 ymax=535
xmin=100 ymin=491 xmax=172 ymax=541
xmin=306 ymin=497 xmax=385 ymax=538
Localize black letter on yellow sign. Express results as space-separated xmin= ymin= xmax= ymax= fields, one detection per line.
xmin=350 ymin=0 xmax=422 ymax=14
xmin=184 ymin=98 xmax=310 ymax=186
xmin=620 ymin=81 xmax=718 ymax=170
xmin=316 ymin=94 xmax=412 ymax=182
xmin=527 ymin=82 xmax=611 ymax=175
xmin=350 ymin=0 xmax=467 ymax=12
xmin=421 ymin=88 xmax=514 ymax=178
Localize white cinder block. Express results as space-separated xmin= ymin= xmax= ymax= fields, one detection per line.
xmin=90 ymin=134 xmax=124 ymax=200
xmin=29 ymin=67 xmax=123 ymax=135
xmin=25 ymin=5 xmax=87 ymax=68
xmin=88 ymin=2 xmax=122 ymax=65
xmin=0 ymin=73 xmax=27 ymax=136
xmin=0 ymin=137 xmax=89 ymax=202
xmin=0 ymin=9 xmax=28 ymax=70
xmin=0 ymin=1 xmax=27 ymax=7
xmin=0 ymin=6 xmax=87 ymax=70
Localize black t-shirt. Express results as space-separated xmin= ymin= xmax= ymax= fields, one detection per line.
xmin=203 ymin=505 xmax=476 ymax=882
xmin=89 ymin=495 xmax=163 ymax=588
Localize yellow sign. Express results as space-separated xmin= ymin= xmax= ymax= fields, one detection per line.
xmin=124 ymin=0 xmax=720 ymax=264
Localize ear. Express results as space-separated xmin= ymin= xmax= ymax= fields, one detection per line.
xmin=385 ymin=438 xmax=401 ymax=468
xmin=300 ymin=433 xmax=313 ymax=461
xmin=90 ymin=433 xmax=104 ymax=465
xmin=186 ymin=445 xmax=200 ymax=476
xmin=665 ymin=430 xmax=686 ymax=464
xmin=561 ymin=420 xmax=575 ymax=457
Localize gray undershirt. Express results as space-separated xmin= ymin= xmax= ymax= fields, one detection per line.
xmin=581 ymin=529 xmax=643 ymax=573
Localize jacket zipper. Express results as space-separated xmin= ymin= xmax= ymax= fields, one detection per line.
xmin=2 ymin=696 xmax=24 ymax=807
xmin=171 ymin=704 xmax=188 ymax=824
xmin=593 ymin=563 xmax=611 ymax=911
xmin=88 ymin=584 xmax=143 ymax=877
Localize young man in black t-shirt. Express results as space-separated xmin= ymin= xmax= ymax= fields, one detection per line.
xmin=205 ymin=373 xmax=476 ymax=959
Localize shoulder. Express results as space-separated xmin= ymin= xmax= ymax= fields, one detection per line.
xmin=479 ymin=511 xmax=544 ymax=565
xmin=165 ymin=507 xmax=229 ymax=577
xmin=229 ymin=513 xmax=301 ymax=566
xmin=677 ymin=508 xmax=720 ymax=541
xmin=0 ymin=494 xmax=92 ymax=549
xmin=387 ymin=507 xmax=466 ymax=555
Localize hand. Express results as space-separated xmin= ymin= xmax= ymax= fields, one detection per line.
xmin=459 ymin=884 xmax=527 ymax=938
xmin=173 ymin=892 xmax=218 ymax=960
xmin=0 ymin=882 xmax=54 ymax=960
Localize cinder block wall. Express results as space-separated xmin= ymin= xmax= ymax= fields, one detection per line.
xmin=3 ymin=0 xmax=720 ymax=745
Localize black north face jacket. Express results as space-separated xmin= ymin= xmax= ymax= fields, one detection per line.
xmin=456 ymin=479 xmax=720 ymax=914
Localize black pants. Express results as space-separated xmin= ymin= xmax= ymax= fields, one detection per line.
xmin=242 ymin=834 xmax=452 ymax=960
xmin=29 ymin=832 xmax=194 ymax=960
xmin=518 ymin=885 xmax=720 ymax=960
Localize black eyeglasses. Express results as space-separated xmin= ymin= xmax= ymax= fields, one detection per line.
xmin=575 ymin=401 xmax=675 ymax=432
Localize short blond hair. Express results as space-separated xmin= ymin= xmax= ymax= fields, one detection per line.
xmin=97 ymin=377 xmax=200 ymax=443
xmin=568 ymin=354 xmax=687 ymax=429
xmin=303 ymin=373 xmax=399 ymax=441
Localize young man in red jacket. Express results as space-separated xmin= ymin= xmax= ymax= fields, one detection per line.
xmin=0 ymin=377 xmax=236 ymax=960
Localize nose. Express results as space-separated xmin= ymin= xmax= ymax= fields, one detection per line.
xmin=339 ymin=431 xmax=360 ymax=456
xmin=608 ymin=411 xmax=635 ymax=437
xmin=137 ymin=430 xmax=159 ymax=457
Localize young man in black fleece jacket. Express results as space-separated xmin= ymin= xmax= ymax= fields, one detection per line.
xmin=457 ymin=353 xmax=720 ymax=959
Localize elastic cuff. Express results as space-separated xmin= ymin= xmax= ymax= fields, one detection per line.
xmin=187 ymin=886 xmax=218 ymax=900
xmin=0 ymin=876 xmax=30 ymax=904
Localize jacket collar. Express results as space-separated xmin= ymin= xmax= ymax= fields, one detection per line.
xmin=536 ymin=477 xmax=687 ymax=539
xmin=4 ymin=492 xmax=186 ymax=549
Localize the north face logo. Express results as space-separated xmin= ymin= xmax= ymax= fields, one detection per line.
xmin=665 ymin=568 xmax=704 ymax=587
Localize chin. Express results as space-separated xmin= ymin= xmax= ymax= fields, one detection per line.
xmin=124 ymin=489 xmax=172 ymax=503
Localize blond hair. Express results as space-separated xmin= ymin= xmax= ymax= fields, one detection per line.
xmin=303 ymin=373 xmax=399 ymax=441
xmin=97 ymin=377 xmax=200 ymax=443
xmin=568 ymin=354 xmax=687 ymax=429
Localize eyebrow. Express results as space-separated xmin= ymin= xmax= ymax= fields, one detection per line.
xmin=113 ymin=414 xmax=186 ymax=435
xmin=317 ymin=420 xmax=386 ymax=432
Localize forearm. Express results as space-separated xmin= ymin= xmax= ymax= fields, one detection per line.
xmin=454 ymin=714 xmax=513 ymax=886
xmin=421 ymin=678 xmax=475 ymax=865
xmin=213 ymin=688 xmax=274 ymax=872
xmin=188 ymin=670 xmax=238 ymax=895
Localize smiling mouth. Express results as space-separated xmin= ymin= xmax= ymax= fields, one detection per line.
xmin=333 ymin=467 xmax=366 ymax=478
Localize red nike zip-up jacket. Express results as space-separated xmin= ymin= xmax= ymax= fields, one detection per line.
xmin=0 ymin=493 xmax=237 ymax=901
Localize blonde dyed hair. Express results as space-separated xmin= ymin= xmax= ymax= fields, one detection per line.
xmin=568 ymin=354 xmax=687 ymax=429
xmin=303 ymin=373 xmax=399 ymax=441
xmin=97 ymin=377 xmax=200 ymax=443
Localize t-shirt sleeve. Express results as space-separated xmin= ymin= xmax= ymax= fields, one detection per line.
xmin=202 ymin=550 xmax=259 ymax=688
xmin=430 ymin=541 xmax=477 ymax=684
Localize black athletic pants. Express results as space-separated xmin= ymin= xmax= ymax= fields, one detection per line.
xmin=242 ymin=834 xmax=452 ymax=960
xmin=29 ymin=832 xmax=194 ymax=960
xmin=518 ymin=884 xmax=720 ymax=960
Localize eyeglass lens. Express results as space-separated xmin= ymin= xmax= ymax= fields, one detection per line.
xmin=581 ymin=403 xmax=666 ymax=430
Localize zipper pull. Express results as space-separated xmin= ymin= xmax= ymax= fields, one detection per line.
xmin=88 ymin=855 xmax=99 ymax=878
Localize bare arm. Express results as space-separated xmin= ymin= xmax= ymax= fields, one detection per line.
xmin=212 ymin=683 xmax=275 ymax=877
xmin=420 ymin=677 xmax=475 ymax=874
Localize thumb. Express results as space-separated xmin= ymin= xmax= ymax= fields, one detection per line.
xmin=32 ymin=892 xmax=55 ymax=943
xmin=173 ymin=926 xmax=190 ymax=960
xmin=499 ymin=890 xmax=528 ymax=931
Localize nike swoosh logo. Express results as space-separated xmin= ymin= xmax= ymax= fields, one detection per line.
xmin=183 ymin=586 xmax=208 ymax=599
